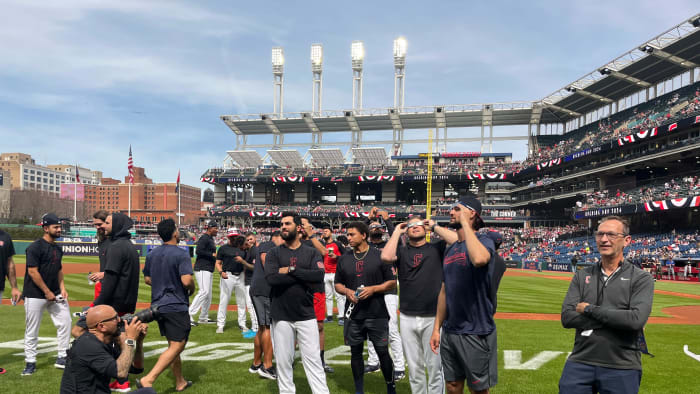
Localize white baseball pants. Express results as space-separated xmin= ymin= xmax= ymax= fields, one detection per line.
xmin=244 ymin=284 xmax=258 ymax=331
xmin=272 ymin=319 xmax=329 ymax=394
xmin=189 ymin=270 xmax=213 ymax=322
xmin=24 ymin=297 xmax=71 ymax=363
xmin=324 ymin=273 xmax=345 ymax=318
xmin=216 ymin=272 xmax=247 ymax=329
xmin=368 ymin=293 xmax=405 ymax=370
xmin=400 ymin=314 xmax=444 ymax=394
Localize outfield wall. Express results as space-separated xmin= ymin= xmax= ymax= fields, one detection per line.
xmin=12 ymin=240 xmax=195 ymax=257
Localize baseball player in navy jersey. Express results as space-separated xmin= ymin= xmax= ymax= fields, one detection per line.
xmin=22 ymin=213 xmax=72 ymax=376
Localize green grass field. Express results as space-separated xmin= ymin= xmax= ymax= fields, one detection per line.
xmin=1 ymin=264 xmax=700 ymax=393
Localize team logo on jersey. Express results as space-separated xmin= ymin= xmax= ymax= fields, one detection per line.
xmin=412 ymin=253 xmax=423 ymax=268
xmin=585 ymin=275 xmax=590 ymax=284
xmin=356 ymin=260 xmax=364 ymax=274
xmin=317 ymin=261 xmax=324 ymax=269
xmin=289 ymin=257 xmax=297 ymax=268
xmin=0 ymin=240 xmax=3 ymax=247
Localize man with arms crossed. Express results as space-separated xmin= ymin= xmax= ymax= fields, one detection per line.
xmin=264 ymin=213 xmax=329 ymax=394
xmin=335 ymin=221 xmax=397 ymax=394
xmin=559 ymin=216 xmax=653 ymax=394
xmin=248 ymin=230 xmax=284 ymax=380
xmin=429 ymin=196 xmax=498 ymax=394
xmin=139 ymin=219 xmax=195 ymax=391
xmin=382 ymin=217 xmax=444 ymax=393
xmin=189 ymin=221 xmax=218 ymax=325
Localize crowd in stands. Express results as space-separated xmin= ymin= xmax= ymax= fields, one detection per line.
xmin=580 ymin=175 xmax=699 ymax=210
xmin=524 ymin=83 xmax=700 ymax=167
xmin=503 ymin=228 xmax=700 ymax=268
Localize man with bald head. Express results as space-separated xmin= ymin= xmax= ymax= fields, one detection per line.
xmin=60 ymin=305 xmax=153 ymax=393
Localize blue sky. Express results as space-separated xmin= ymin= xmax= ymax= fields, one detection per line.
xmin=0 ymin=0 xmax=697 ymax=193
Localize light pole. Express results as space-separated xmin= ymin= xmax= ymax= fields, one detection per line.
xmin=272 ymin=47 xmax=285 ymax=117
xmin=393 ymin=37 xmax=407 ymax=111
xmin=351 ymin=41 xmax=364 ymax=111
xmin=311 ymin=44 xmax=323 ymax=116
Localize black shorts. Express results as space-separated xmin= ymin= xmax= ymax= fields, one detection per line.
xmin=251 ymin=295 xmax=272 ymax=327
xmin=343 ymin=318 xmax=389 ymax=347
xmin=440 ymin=329 xmax=498 ymax=391
xmin=157 ymin=311 xmax=191 ymax=342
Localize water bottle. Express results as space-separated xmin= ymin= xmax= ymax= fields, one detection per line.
xmin=88 ymin=272 xmax=95 ymax=285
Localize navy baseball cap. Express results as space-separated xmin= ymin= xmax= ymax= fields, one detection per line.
xmin=38 ymin=213 xmax=60 ymax=227
xmin=207 ymin=220 xmax=219 ymax=228
xmin=485 ymin=230 xmax=503 ymax=250
xmin=453 ymin=195 xmax=485 ymax=229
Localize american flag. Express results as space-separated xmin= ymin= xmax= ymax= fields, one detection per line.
xmin=75 ymin=164 xmax=81 ymax=183
xmin=127 ymin=145 xmax=134 ymax=184
xmin=175 ymin=170 xmax=181 ymax=193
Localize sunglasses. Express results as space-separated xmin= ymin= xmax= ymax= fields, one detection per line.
xmin=406 ymin=222 xmax=424 ymax=229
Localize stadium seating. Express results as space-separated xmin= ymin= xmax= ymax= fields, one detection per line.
xmin=526 ymin=82 xmax=700 ymax=167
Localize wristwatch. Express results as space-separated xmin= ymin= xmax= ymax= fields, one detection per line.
xmin=125 ymin=338 xmax=137 ymax=348
xmin=289 ymin=265 xmax=296 ymax=274
xmin=583 ymin=304 xmax=593 ymax=314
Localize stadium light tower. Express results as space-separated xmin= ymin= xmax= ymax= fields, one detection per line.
xmin=393 ymin=36 xmax=407 ymax=111
xmin=351 ymin=41 xmax=364 ymax=110
xmin=311 ymin=43 xmax=323 ymax=116
xmin=272 ymin=47 xmax=285 ymax=116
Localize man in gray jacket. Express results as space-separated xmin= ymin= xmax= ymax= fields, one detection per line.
xmin=559 ymin=216 xmax=653 ymax=394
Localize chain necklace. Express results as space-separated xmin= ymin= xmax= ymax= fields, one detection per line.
xmin=353 ymin=245 xmax=369 ymax=260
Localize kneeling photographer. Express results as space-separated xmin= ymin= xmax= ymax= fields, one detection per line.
xmin=60 ymin=305 xmax=154 ymax=394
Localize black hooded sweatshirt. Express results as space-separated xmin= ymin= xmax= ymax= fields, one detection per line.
xmin=93 ymin=213 xmax=140 ymax=313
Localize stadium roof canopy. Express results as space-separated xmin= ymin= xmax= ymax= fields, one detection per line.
xmin=352 ymin=147 xmax=388 ymax=166
xmin=308 ymin=148 xmax=345 ymax=166
xmin=220 ymin=15 xmax=699 ymax=141
xmin=542 ymin=15 xmax=700 ymax=116
xmin=226 ymin=150 xmax=262 ymax=168
xmin=267 ymin=149 xmax=305 ymax=168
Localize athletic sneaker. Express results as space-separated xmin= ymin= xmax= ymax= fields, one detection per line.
xmin=190 ymin=320 xmax=198 ymax=326
xmin=199 ymin=318 xmax=216 ymax=324
xmin=258 ymin=365 xmax=277 ymax=380
xmin=0 ymin=367 xmax=6 ymax=375
xmin=54 ymin=356 xmax=67 ymax=369
xmin=393 ymin=370 xmax=405 ymax=381
xmin=248 ymin=363 xmax=262 ymax=374
xmin=364 ymin=364 xmax=379 ymax=374
xmin=111 ymin=380 xmax=131 ymax=392
xmin=323 ymin=363 xmax=335 ymax=373
xmin=216 ymin=327 xmax=224 ymax=334
xmin=21 ymin=362 xmax=36 ymax=376
xmin=324 ymin=316 xmax=333 ymax=323
xmin=338 ymin=318 xmax=345 ymax=326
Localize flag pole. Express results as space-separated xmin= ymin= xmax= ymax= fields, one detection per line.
xmin=128 ymin=182 xmax=132 ymax=218
xmin=74 ymin=181 xmax=77 ymax=222
xmin=177 ymin=169 xmax=181 ymax=226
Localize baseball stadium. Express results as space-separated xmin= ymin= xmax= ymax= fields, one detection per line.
xmin=1 ymin=11 xmax=700 ymax=394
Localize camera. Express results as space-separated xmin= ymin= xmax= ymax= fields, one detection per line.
xmin=118 ymin=305 xmax=159 ymax=331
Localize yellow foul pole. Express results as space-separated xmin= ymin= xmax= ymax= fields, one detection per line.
xmin=426 ymin=129 xmax=433 ymax=241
